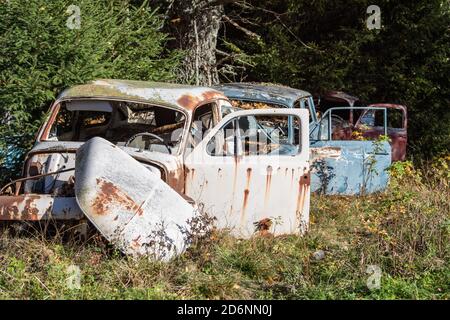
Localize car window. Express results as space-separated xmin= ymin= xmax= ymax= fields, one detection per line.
xmin=387 ymin=108 xmax=404 ymax=128
xmin=189 ymin=103 xmax=216 ymax=150
xmin=207 ymin=114 xmax=300 ymax=157
xmin=294 ymin=98 xmax=315 ymax=123
xmin=193 ymin=103 xmax=214 ymax=134
xmin=359 ymin=109 xmax=385 ymax=127
xmin=46 ymin=100 xmax=186 ymax=154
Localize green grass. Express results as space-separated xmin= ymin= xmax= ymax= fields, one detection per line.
xmin=0 ymin=160 xmax=448 ymax=300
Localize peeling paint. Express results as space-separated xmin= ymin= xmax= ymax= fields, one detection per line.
xmin=92 ymin=178 xmax=144 ymax=216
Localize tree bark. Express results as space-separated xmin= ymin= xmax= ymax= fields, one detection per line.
xmin=161 ymin=0 xmax=224 ymax=85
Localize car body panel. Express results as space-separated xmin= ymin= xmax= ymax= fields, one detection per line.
xmin=184 ymin=108 xmax=310 ymax=237
xmin=75 ymin=137 xmax=196 ymax=260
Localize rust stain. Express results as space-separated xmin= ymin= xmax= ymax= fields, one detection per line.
xmin=234 ymin=154 xmax=240 ymax=166
xmin=0 ymin=196 xmax=19 ymax=220
xmin=177 ymin=91 xmax=226 ymax=111
xmin=295 ymin=172 xmax=310 ymax=221
xmin=246 ymin=168 xmax=252 ymax=185
xmin=131 ymin=235 xmax=141 ymax=248
xmin=264 ymin=165 xmax=273 ymax=206
xmin=253 ymin=218 xmax=273 ymax=237
xmin=310 ymin=147 xmax=342 ymax=162
xmin=181 ymin=166 xmax=194 ymax=194
xmin=23 ymin=195 xmax=40 ymax=220
xmin=242 ymin=189 xmax=250 ymax=218
xmin=201 ymin=91 xmax=224 ymax=101
xmin=92 ymin=178 xmax=143 ymax=216
xmin=167 ymin=166 xmax=184 ymax=194
xmin=40 ymin=103 xmax=60 ymax=140
xmin=0 ymin=195 xmax=42 ymax=220
xmin=177 ymin=94 xmax=201 ymax=111
xmin=230 ymin=156 xmax=240 ymax=216
xmin=240 ymin=168 xmax=252 ymax=225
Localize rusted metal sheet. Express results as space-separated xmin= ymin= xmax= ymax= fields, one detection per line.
xmin=75 ymin=137 xmax=196 ymax=260
xmin=0 ymin=195 xmax=83 ymax=220
xmin=24 ymin=141 xmax=186 ymax=194
xmin=1 ymin=81 xmax=314 ymax=256
xmin=316 ymin=104 xmax=407 ymax=162
xmin=177 ymin=91 xmax=226 ymax=111
xmin=305 ymin=105 xmax=393 ymax=194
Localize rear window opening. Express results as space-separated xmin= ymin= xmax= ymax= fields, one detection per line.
xmin=229 ymin=99 xmax=285 ymax=110
xmin=45 ymin=100 xmax=186 ymax=154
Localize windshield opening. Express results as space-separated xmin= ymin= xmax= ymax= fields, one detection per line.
xmin=45 ymin=100 xmax=186 ymax=154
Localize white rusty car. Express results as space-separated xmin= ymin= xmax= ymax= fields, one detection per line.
xmin=0 ymin=79 xmax=310 ymax=259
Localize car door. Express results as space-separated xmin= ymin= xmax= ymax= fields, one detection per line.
xmin=184 ymin=109 xmax=310 ymax=238
xmin=310 ymin=106 xmax=392 ymax=195
xmin=359 ymin=104 xmax=408 ymax=161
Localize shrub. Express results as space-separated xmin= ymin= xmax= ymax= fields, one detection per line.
xmin=0 ymin=0 xmax=180 ymax=184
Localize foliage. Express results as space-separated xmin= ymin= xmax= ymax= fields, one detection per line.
xmin=0 ymin=0 xmax=180 ymax=184
xmin=221 ymin=0 xmax=450 ymax=159
xmin=0 ymin=160 xmax=448 ymax=299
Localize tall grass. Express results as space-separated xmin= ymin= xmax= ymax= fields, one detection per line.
xmin=0 ymin=159 xmax=448 ymax=299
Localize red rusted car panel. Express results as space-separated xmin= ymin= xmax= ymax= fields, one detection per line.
xmin=0 ymin=194 xmax=83 ymax=221
xmin=364 ymin=104 xmax=407 ymax=161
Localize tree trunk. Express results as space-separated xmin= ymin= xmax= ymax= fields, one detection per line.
xmin=164 ymin=0 xmax=224 ymax=85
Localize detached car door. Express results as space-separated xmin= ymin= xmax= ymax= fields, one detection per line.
xmin=184 ymin=109 xmax=310 ymax=238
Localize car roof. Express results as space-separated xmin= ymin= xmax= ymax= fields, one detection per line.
xmin=213 ymin=82 xmax=312 ymax=107
xmin=57 ymin=79 xmax=227 ymax=112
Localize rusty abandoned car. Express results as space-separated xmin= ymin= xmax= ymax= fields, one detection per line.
xmin=0 ymin=79 xmax=311 ymax=260
xmin=213 ymin=83 xmax=399 ymax=195
xmin=314 ymin=90 xmax=408 ymax=161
